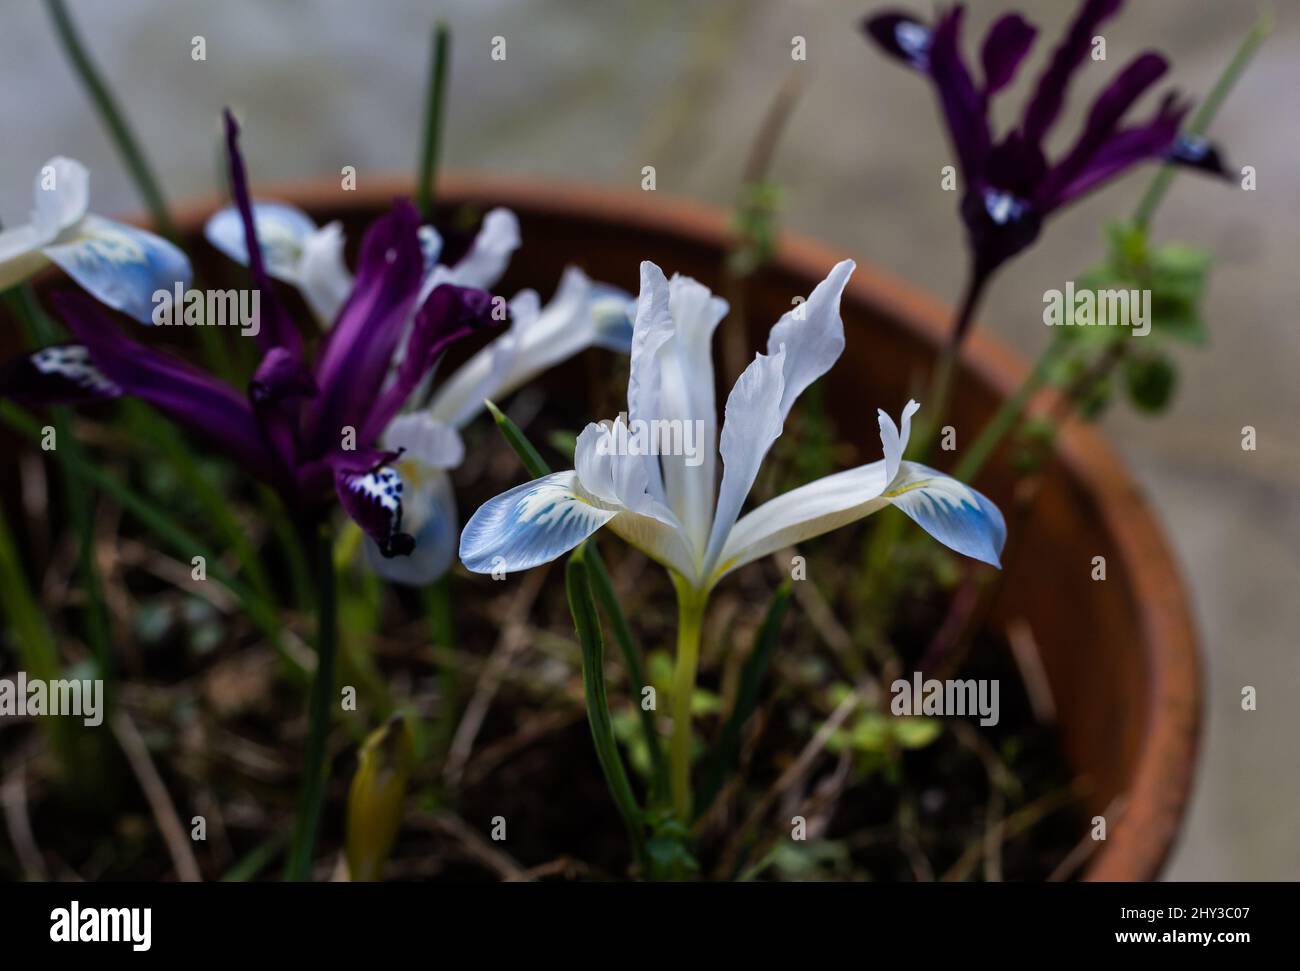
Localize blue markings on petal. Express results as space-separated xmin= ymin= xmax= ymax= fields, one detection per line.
xmin=43 ymin=217 xmax=192 ymax=325
xmin=884 ymin=462 xmax=1007 ymax=567
xmin=588 ymin=284 xmax=636 ymax=353
xmin=460 ymin=470 xmax=615 ymax=575
xmin=365 ymin=467 xmax=457 ymax=585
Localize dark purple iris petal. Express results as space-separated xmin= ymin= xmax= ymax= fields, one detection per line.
xmin=0 ymin=344 xmax=123 ymax=406
xmin=862 ymin=11 xmax=932 ymax=69
xmin=362 ymin=283 xmax=500 ymax=442
xmin=985 ymin=132 xmax=1048 ymax=197
xmin=929 ymin=7 xmax=991 ymax=180
xmin=50 ymin=292 xmax=276 ymax=478
xmin=305 ymin=200 xmax=425 ymax=454
xmin=222 ymin=110 xmax=302 ymax=358
xmin=981 ymin=13 xmax=1037 ymax=97
xmin=1047 ymin=92 xmax=1189 ymax=206
xmin=325 ymin=449 xmax=415 ymax=558
xmin=1020 ymin=0 xmax=1124 ymax=147
xmin=249 ymin=346 xmax=317 ymax=479
xmin=1165 ymin=134 xmax=1230 ymax=178
xmin=961 ymin=186 xmax=1043 ymax=282
xmin=1038 ymin=51 xmax=1169 ymax=206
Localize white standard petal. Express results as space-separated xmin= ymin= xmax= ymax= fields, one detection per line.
xmin=882 ymin=461 xmax=1006 ymax=567
xmin=878 ymin=398 xmax=921 ymax=484
xmin=460 ymin=470 xmax=617 ymax=575
xmin=442 ymin=207 xmax=520 ymax=289
xmin=31 ymin=157 xmax=90 ymax=240
xmin=43 ymin=216 xmax=193 ymax=325
xmin=701 ymin=345 xmax=787 ymax=578
xmin=365 ymin=465 xmax=458 ymax=585
xmin=297 ymin=221 xmax=353 ymax=325
xmin=573 ymin=418 xmax=695 ymax=577
xmin=382 ymin=412 xmax=465 ymax=469
xmin=655 ymin=273 xmax=727 ymax=560
xmin=203 ymin=202 xmax=318 ymax=283
xmin=626 ymin=261 xmax=676 ymax=507
xmin=430 ymin=266 xmax=634 ymax=433
xmin=766 ymin=259 xmax=854 ymax=420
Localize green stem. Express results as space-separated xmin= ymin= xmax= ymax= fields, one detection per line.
xmin=1134 ymin=10 xmax=1270 ymax=231
xmin=912 ymin=269 xmax=986 ymax=462
xmin=954 ymin=335 xmax=1063 ymax=482
xmin=587 ymin=543 xmax=669 ymax=805
xmin=567 ymin=546 xmax=648 ymax=871
xmin=44 ymin=0 xmax=177 ymax=239
xmin=284 ymin=523 xmax=339 ymax=881
xmin=669 ymin=576 xmax=708 ymax=821
xmin=416 ymin=21 xmax=451 ymax=221
xmin=424 ymin=576 xmax=459 ymax=759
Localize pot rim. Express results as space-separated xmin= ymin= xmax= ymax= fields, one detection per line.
xmin=163 ymin=173 xmax=1201 ymax=881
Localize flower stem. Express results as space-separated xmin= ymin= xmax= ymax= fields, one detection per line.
xmin=284 ymin=523 xmax=339 ymax=881
xmin=1133 ymin=10 xmax=1270 ymax=231
xmin=954 ymin=335 xmax=1064 ymax=482
xmin=911 ymin=268 xmax=986 ymax=462
xmin=669 ymin=576 xmax=708 ymax=821
xmin=44 ymin=0 xmax=177 ymax=239
xmin=416 ymin=21 xmax=451 ymax=221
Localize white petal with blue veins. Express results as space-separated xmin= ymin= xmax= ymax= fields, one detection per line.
xmin=460 ymin=470 xmax=615 ymax=575
xmin=883 ymin=462 xmax=1006 ymax=567
xmin=44 ymin=216 xmax=192 ymax=325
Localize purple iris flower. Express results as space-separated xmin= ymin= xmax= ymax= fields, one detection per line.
xmin=1 ymin=110 xmax=498 ymax=557
xmin=865 ymin=0 xmax=1228 ymax=340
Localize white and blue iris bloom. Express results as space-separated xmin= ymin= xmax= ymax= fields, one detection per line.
xmin=460 ymin=259 xmax=1006 ymax=592
xmin=0 ymin=157 xmax=191 ymax=324
xmin=205 ymin=199 xmax=635 ymax=584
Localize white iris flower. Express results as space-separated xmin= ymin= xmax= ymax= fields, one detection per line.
xmin=0 ymin=158 xmax=190 ymax=323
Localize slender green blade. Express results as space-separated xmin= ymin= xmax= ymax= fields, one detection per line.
xmin=485 ymin=399 xmax=550 ymax=478
xmin=566 ymin=544 xmax=647 ymax=871
xmin=416 ymin=21 xmax=451 ymax=221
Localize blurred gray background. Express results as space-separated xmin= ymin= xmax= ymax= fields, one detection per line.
xmin=2 ymin=0 xmax=1295 ymax=879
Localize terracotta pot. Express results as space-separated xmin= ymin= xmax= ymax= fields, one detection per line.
xmin=30 ymin=177 xmax=1203 ymax=880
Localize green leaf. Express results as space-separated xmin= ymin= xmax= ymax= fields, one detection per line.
xmin=586 ymin=539 xmax=668 ymax=804
xmin=566 ymin=544 xmax=648 ymax=871
xmin=1124 ymin=351 xmax=1178 ymax=414
xmin=485 ymin=399 xmax=550 ymax=478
